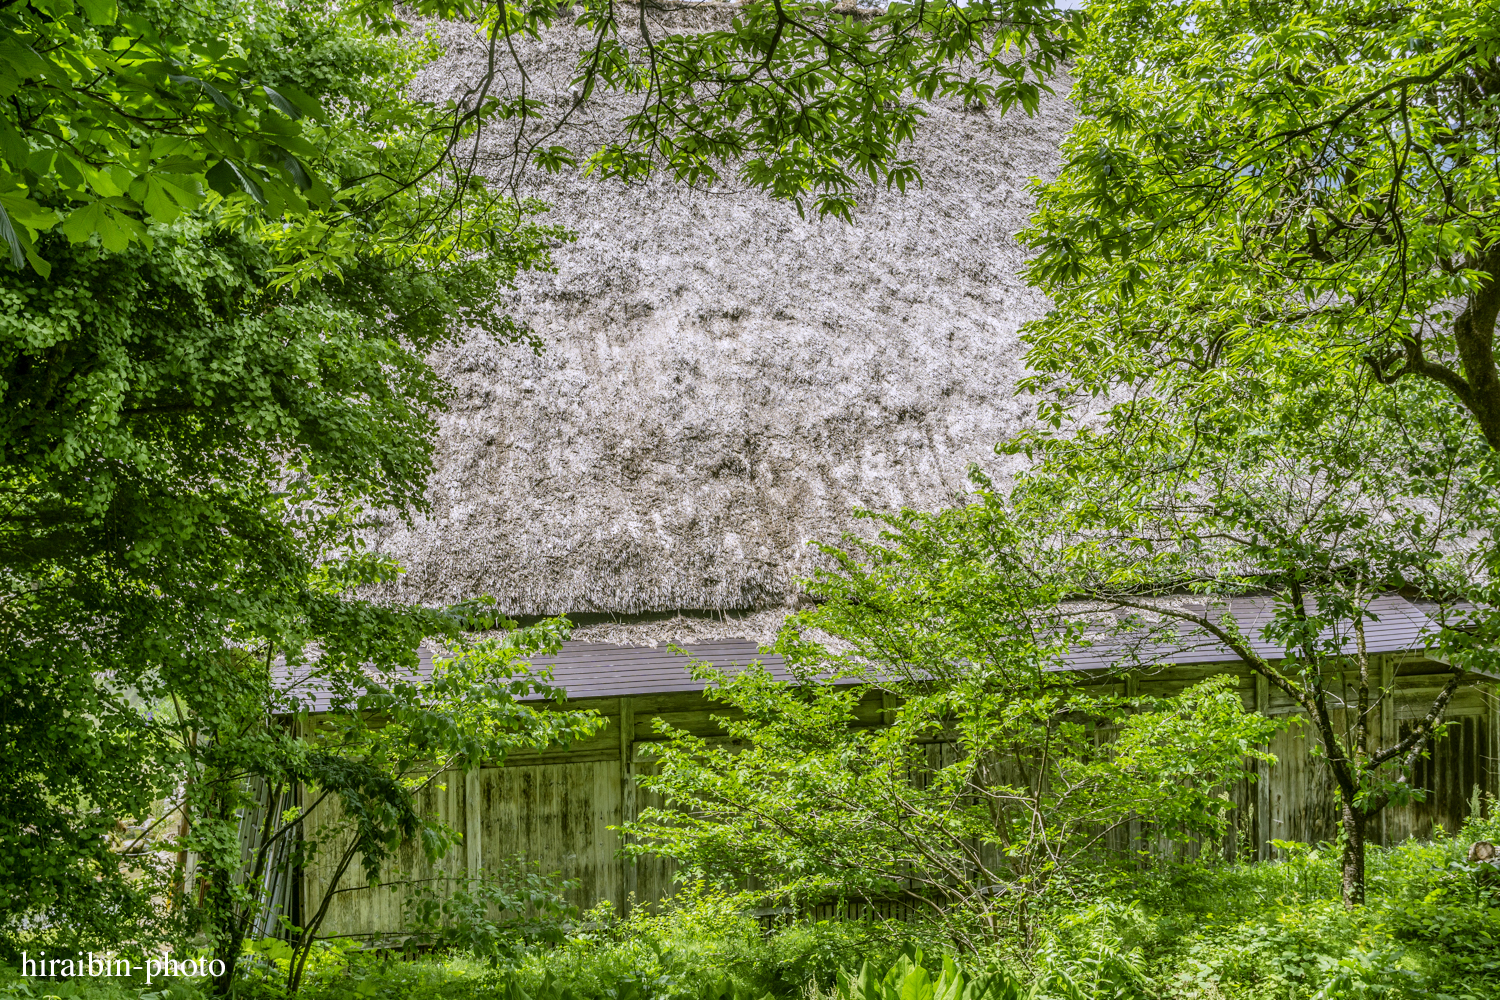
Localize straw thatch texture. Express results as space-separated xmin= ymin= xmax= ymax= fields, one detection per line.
xmin=370 ymin=10 xmax=1073 ymax=615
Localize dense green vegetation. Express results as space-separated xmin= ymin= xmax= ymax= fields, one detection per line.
xmin=1011 ymin=0 xmax=1500 ymax=907
xmin=3 ymin=0 xmax=1499 ymax=996
xmin=4 ymin=821 xmax=1498 ymax=999
xmin=1023 ymin=0 xmax=1500 ymax=448
xmin=0 ymin=0 xmax=571 ymax=970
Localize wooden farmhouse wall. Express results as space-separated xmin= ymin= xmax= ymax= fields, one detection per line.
xmin=302 ymin=656 xmax=1497 ymax=940
xmin=1100 ymin=653 xmax=1498 ymax=860
xmin=302 ymin=688 xmax=886 ymax=939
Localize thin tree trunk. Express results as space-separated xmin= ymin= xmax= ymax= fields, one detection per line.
xmin=1340 ymin=799 xmax=1367 ymax=909
xmin=207 ymin=862 xmax=237 ymax=995
xmin=287 ymin=839 xmax=360 ymax=995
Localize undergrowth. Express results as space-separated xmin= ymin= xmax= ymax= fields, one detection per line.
xmin=3 ymin=814 xmax=1496 ymax=1000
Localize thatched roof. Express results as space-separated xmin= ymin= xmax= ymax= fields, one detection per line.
xmin=369 ymin=9 xmax=1073 ymax=617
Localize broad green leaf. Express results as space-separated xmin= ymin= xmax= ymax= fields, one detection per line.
xmin=155 ymin=172 xmax=203 ymax=209
xmin=78 ymin=0 xmax=117 ymax=25
xmin=140 ymin=175 xmax=183 ymax=222
xmin=262 ymin=81 xmax=326 ymax=121
xmin=278 ymin=152 xmax=312 ymax=191
xmin=71 ymin=158 xmax=125 ymax=197
xmin=0 ymin=118 xmax=28 ymax=170
xmin=897 ymin=967 xmax=934 ymax=1000
xmin=169 ymin=74 xmax=239 ymax=114
xmin=0 ymin=191 xmax=58 ymax=231
xmin=94 ymin=207 xmax=134 ymax=251
xmin=198 ymin=79 xmax=238 ymax=113
xmin=0 ymin=201 xmax=25 ymax=268
xmin=22 ymin=244 xmax=51 ymax=277
xmin=263 ymin=85 xmax=304 ymax=119
xmin=206 ymin=158 xmax=267 ymax=205
xmin=0 ymin=39 xmax=49 ymax=80
xmin=59 ymin=201 xmax=108 ymax=244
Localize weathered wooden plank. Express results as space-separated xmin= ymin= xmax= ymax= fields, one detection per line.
xmin=466 ymin=769 xmax=481 ymax=877
xmin=302 ymin=769 xmax=465 ymax=939
xmin=1134 ymin=664 xmax=1257 ymax=687
xmin=1256 ymin=673 xmax=1270 ymax=861
xmin=479 ymin=760 xmax=624 ymax=913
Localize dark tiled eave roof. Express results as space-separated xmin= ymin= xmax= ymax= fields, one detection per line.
xmin=275 ymin=640 xmax=793 ymax=713
xmin=280 ymin=594 xmax=1477 ymax=712
xmin=1061 ymin=593 xmax=1439 ymax=672
xmin=525 ymin=640 xmax=792 ymax=699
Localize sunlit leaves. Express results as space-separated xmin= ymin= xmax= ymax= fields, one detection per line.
xmin=622 ymin=500 xmax=1279 ymax=944
xmin=1019 ymin=0 xmax=1500 ymax=446
xmin=0 ymin=27 xmax=559 ymax=947
xmin=0 ymin=0 xmax=550 ymax=287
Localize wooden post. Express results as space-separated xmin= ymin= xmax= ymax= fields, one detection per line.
xmin=465 ymin=768 xmax=482 ymax=879
xmin=1380 ymin=656 xmax=1395 ymax=846
xmin=1125 ymin=673 xmax=1142 ymax=864
xmin=619 ymin=697 xmax=636 ymax=916
xmin=1255 ymin=672 xmax=1271 ymax=861
xmin=1493 ymin=676 xmax=1500 ymax=807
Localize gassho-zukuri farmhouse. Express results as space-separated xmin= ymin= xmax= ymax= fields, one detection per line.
xmin=265 ymin=9 xmax=1499 ymax=940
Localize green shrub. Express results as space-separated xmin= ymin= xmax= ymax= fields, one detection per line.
xmin=1037 ymin=812 xmax=1500 ymax=1000
xmin=817 ymin=947 xmax=1024 ymax=1000
xmin=7 ymin=815 xmax=1500 ymax=1000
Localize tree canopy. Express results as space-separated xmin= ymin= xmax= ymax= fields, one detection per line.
xmin=4 ymin=0 xmax=1077 ymax=276
xmin=1011 ymin=356 xmax=1498 ymax=904
xmin=1021 ymin=0 xmax=1500 ymax=447
xmin=356 ymin=0 xmax=1077 ymax=220
xmin=628 ymin=503 xmax=1277 ymax=948
xmin=1 ymin=0 xmax=535 ymax=285
xmin=0 ymin=0 xmax=564 ymax=952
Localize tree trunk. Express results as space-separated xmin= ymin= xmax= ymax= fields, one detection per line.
xmin=1340 ymin=799 xmax=1367 ymax=909
xmin=211 ymin=935 xmax=241 ymax=997
xmin=206 ymin=863 xmax=239 ymax=995
xmin=1449 ymin=246 xmax=1500 ymax=449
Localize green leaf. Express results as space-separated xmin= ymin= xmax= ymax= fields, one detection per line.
xmin=0 ymin=39 xmax=49 ymax=81
xmin=69 ymin=157 xmax=125 ymax=197
xmin=141 ymin=175 xmax=183 ymax=222
xmin=206 ymin=158 xmax=267 ymax=206
xmin=22 ymin=244 xmax=50 ymax=277
xmin=156 ymin=172 xmax=203 ymax=210
xmin=0 ymin=200 xmax=25 ymax=268
xmin=896 ymin=967 xmax=934 ymax=1000
xmin=94 ymin=210 xmax=132 ymax=252
xmin=263 ymin=85 xmax=304 ymax=120
xmin=0 ymin=192 xmax=57 ymax=231
xmin=198 ymin=80 xmax=238 ymax=114
xmin=77 ymin=0 xmax=117 ymax=25
xmin=0 ymin=118 xmax=29 ymax=171
xmin=169 ymin=74 xmax=239 ymax=113
xmin=279 ymin=153 xmax=312 ymax=191
xmin=59 ymin=201 xmax=108 ymax=244
xmin=263 ymin=81 xmax=325 ymax=121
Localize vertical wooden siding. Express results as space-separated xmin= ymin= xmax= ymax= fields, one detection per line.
xmin=301 ymin=770 xmax=466 ymax=940
xmin=302 ymin=667 xmax=1496 ymax=937
xmin=478 ymin=760 xmax=623 ymax=912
